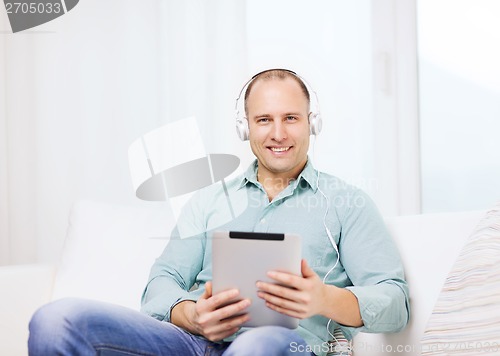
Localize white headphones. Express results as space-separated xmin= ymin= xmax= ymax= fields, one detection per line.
xmin=235 ymin=69 xmax=322 ymax=141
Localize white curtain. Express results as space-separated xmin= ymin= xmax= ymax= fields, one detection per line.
xmin=0 ymin=0 xmax=250 ymax=265
xmin=0 ymin=22 xmax=9 ymax=264
xmin=1 ymin=0 xmax=419 ymax=266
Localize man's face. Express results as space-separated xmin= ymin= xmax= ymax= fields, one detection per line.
xmin=246 ymin=77 xmax=310 ymax=181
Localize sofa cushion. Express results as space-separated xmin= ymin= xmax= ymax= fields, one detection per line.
xmin=51 ymin=200 xmax=175 ymax=310
xmin=421 ymin=202 xmax=500 ymax=354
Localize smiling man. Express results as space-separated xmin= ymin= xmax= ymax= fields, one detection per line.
xmin=242 ymin=71 xmax=367 ymax=328
xmin=28 ymin=69 xmax=409 ymax=356
xmin=246 ymin=74 xmax=311 ymax=200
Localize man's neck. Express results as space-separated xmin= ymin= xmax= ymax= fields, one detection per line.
xmin=256 ymin=162 xmax=307 ymax=201
xmin=257 ymin=175 xmax=291 ymax=201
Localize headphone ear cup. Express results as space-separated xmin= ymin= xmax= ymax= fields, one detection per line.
xmin=309 ymin=112 xmax=323 ymax=136
xmin=236 ymin=118 xmax=249 ymax=141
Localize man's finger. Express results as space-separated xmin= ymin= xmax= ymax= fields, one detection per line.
xmin=200 ymin=281 xmax=212 ymax=300
xmin=212 ymin=298 xmax=251 ymax=321
xmin=206 ymin=288 xmax=241 ymax=310
xmin=301 ymin=259 xmax=316 ymax=278
xmin=266 ymin=270 xmax=301 ymax=288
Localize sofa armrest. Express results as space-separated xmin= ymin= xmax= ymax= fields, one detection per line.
xmin=0 ymin=264 xmax=56 ymax=356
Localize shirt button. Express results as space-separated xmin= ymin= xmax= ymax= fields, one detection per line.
xmin=260 ymin=218 xmax=266 ymax=224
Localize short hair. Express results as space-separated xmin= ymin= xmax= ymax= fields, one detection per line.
xmin=244 ymin=69 xmax=310 ymax=115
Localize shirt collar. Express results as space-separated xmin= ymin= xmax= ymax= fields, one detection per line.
xmin=237 ymin=160 xmax=259 ymax=189
xmin=237 ymin=158 xmax=318 ymax=192
xmin=297 ymin=159 xmax=319 ymax=192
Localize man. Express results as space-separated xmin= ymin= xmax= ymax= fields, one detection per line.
xmin=29 ymin=69 xmax=409 ymax=356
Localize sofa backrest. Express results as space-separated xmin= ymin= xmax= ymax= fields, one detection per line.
xmin=52 ymin=200 xmax=176 ymax=309
xmin=52 ymin=200 xmax=485 ymax=355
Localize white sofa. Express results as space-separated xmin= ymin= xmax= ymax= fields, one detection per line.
xmin=0 ymin=200 xmax=486 ymax=355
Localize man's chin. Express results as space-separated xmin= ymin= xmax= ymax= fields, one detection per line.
xmin=258 ymin=156 xmax=306 ymax=178
xmin=264 ymin=164 xmax=297 ymax=176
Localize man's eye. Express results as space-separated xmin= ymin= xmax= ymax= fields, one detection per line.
xmin=257 ymin=118 xmax=270 ymax=123
xmin=286 ymin=116 xmax=297 ymax=121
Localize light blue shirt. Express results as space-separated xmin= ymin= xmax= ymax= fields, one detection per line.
xmin=141 ymin=159 xmax=410 ymax=355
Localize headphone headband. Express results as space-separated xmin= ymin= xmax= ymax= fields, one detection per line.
xmin=235 ymin=69 xmax=322 ymax=141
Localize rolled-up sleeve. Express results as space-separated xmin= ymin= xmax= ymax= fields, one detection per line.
xmin=346 ymin=282 xmax=409 ymax=332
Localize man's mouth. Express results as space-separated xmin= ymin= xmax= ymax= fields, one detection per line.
xmin=269 ymin=146 xmax=291 ymax=152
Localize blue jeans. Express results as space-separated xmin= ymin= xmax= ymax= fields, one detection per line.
xmin=28 ymin=298 xmax=313 ymax=355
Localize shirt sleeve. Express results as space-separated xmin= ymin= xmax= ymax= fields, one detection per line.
xmin=140 ymin=192 xmax=207 ymax=322
xmin=337 ymin=189 xmax=410 ymax=337
xmin=140 ymin=232 xmax=206 ymax=322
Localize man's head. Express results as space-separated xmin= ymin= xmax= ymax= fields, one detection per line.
xmin=236 ymin=69 xmax=322 ymax=141
xmin=243 ymin=69 xmax=312 ymax=182
xmin=244 ymin=70 xmax=310 ymax=116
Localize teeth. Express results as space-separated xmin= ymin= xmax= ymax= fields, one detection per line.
xmin=271 ymin=147 xmax=290 ymax=152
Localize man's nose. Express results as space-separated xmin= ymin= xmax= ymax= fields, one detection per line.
xmin=271 ymin=120 xmax=287 ymax=141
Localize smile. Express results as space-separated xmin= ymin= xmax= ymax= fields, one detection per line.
xmin=270 ymin=147 xmax=291 ymax=152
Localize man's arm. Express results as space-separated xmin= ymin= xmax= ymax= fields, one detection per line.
xmin=338 ymin=189 xmax=410 ymax=333
xmin=141 ymin=186 xmax=211 ymax=321
xmin=257 ymin=189 xmax=409 ymax=333
xmin=141 ymin=233 xmax=205 ymax=321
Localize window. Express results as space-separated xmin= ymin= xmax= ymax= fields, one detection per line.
xmin=418 ymin=0 xmax=500 ymax=212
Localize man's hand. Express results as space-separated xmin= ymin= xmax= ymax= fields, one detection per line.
xmin=256 ymin=259 xmax=328 ymax=319
xmin=171 ymin=281 xmax=251 ymax=342
xmin=256 ymin=259 xmax=363 ymax=326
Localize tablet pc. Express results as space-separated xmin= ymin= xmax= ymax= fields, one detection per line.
xmin=212 ymin=231 xmax=301 ymax=329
